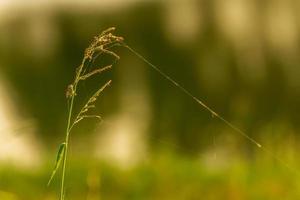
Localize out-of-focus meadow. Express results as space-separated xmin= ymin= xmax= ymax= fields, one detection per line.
xmin=1 ymin=0 xmax=300 ymax=199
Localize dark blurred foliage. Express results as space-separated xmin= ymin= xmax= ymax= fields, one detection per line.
xmin=1 ymin=1 xmax=300 ymax=155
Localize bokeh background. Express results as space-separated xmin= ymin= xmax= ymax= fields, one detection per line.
xmin=1 ymin=0 xmax=300 ymax=199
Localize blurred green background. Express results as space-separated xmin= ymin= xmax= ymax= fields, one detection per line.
xmin=1 ymin=0 xmax=300 ymax=199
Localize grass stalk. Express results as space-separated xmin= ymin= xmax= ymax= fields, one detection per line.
xmin=60 ymin=90 xmax=75 ymax=200
xmin=48 ymin=28 xmax=123 ymax=200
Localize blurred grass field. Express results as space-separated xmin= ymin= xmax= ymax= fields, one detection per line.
xmin=1 ymin=149 xmax=300 ymax=200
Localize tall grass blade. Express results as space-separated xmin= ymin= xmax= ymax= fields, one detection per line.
xmin=49 ymin=27 xmax=123 ymax=200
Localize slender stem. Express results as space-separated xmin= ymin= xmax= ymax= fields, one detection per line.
xmin=60 ymin=59 xmax=84 ymax=200
xmin=60 ymin=90 xmax=76 ymax=200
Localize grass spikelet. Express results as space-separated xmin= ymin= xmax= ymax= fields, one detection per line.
xmin=79 ymin=65 xmax=112 ymax=81
xmin=49 ymin=28 xmax=123 ymax=200
xmin=72 ymin=80 xmax=112 ymax=128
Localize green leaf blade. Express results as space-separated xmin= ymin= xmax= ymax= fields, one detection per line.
xmin=47 ymin=142 xmax=66 ymax=186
